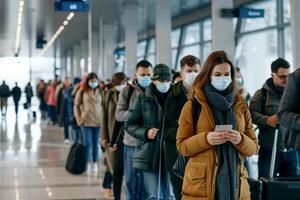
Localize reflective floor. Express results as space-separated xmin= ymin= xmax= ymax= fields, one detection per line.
xmin=0 ymin=105 xmax=112 ymax=200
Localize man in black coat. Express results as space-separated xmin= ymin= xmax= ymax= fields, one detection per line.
xmin=168 ymin=55 xmax=201 ymax=200
xmin=11 ymin=82 xmax=22 ymax=115
xmin=0 ymin=81 xmax=11 ymax=116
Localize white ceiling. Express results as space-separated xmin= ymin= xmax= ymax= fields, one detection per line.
xmin=0 ymin=0 xmax=211 ymax=58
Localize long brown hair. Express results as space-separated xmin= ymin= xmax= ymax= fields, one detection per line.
xmin=191 ymin=50 xmax=237 ymax=96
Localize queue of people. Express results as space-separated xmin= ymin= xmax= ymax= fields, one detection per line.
xmin=28 ymin=50 xmax=300 ymax=200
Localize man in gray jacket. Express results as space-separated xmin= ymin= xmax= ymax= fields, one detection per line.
xmin=250 ymin=58 xmax=290 ymax=177
xmin=115 ymin=60 xmax=153 ymax=200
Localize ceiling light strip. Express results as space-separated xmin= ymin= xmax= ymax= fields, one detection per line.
xmin=15 ymin=0 xmax=25 ymax=55
xmin=37 ymin=12 xmax=75 ymax=57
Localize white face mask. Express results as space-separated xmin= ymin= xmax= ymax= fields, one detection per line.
xmin=156 ymin=82 xmax=171 ymax=93
xmin=183 ymin=72 xmax=198 ymax=87
xmin=211 ymin=76 xmax=232 ymax=91
xmin=115 ymin=84 xmax=127 ymax=92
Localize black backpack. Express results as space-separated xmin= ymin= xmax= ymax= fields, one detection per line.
xmin=172 ymin=98 xmax=201 ymax=179
xmin=65 ymin=143 xmax=86 ymax=175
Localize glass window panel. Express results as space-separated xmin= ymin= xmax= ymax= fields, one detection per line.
xmin=172 ymin=48 xmax=178 ymax=69
xmin=178 ymin=45 xmax=200 ymax=63
xmin=148 ymin=38 xmax=155 ymax=54
xmin=203 ymin=19 xmax=212 ymax=41
xmin=284 ymin=27 xmax=293 ymax=69
xmin=171 ymin=29 xmax=181 ymax=48
xmin=284 ymin=0 xmax=291 ymax=23
xmin=137 ymin=56 xmax=144 ymax=63
xmin=203 ymin=42 xmax=212 ymax=61
xmin=235 ymin=29 xmax=278 ymax=95
xmin=146 ymin=54 xmax=156 ymax=66
xmin=241 ymin=1 xmax=277 ymax=32
xmin=184 ymin=22 xmax=200 ymax=45
xmin=137 ymin=40 xmax=147 ymax=57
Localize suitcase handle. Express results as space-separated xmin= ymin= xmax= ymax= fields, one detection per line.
xmin=270 ymin=128 xmax=279 ymax=178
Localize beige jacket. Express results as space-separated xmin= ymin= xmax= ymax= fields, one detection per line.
xmin=74 ymin=88 xmax=103 ymax=127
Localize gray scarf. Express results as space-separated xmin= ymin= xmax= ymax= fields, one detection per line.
xmin=204 ymin=84 xmax=239 ymax=200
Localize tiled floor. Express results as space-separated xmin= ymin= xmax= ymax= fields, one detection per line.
xmin=0 ymin=105 xmax=115 ymax=200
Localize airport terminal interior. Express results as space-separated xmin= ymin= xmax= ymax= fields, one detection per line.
xmin=0 ymin=0 xmax=300 ymax=199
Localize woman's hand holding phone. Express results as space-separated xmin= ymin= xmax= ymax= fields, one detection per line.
xmin=225 ymin=130 xmax=242 ymax=145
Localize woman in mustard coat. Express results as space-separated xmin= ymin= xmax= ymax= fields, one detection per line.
xmin=176 ymin=51 xmax=258 ymax=200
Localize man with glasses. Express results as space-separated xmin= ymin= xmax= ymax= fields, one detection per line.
xmin=250 ymin=58 xmax=290 ymax=177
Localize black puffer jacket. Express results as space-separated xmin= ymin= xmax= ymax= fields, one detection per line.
xmin=125 ymin=82 xmax=187 ymax=171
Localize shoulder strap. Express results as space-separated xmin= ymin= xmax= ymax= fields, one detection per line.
xmin=127 ymin=85 xmax=134 ymax=103
xmin=261 ymin=88 xmax=267 ymax=114
xmin=192 ymin=98 xmax=202 ymax=133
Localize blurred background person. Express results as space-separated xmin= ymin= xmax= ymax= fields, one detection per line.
xmin=24 ymin=82 xmax=34 ymax=108
xmin=11 ymin=82 xmax=21 ymax=116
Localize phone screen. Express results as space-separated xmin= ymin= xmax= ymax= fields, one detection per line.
xmin=215 ymin=125 xmax=233 ymax=132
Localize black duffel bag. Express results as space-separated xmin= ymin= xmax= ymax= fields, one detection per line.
xmin=66 ymin=143 xmax=86 ymax=175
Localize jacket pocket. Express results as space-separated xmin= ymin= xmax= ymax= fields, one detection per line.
xmin=239 ymin=167 xmax=251 ymax=199
xmin=182 ymin=162 xmax=207 ymax=197
xmin=132 ymin=142 xmax=155 ymax=171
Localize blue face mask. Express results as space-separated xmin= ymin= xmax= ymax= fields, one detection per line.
xmin=88 ymin=82 xmax=99 ymax=89
xmin=138 ymin=76 xmax=152 ymax=88
xmin=156 ymin=82 xmax=171 ymax=93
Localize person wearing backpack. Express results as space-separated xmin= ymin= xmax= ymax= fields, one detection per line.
xmin=101 ymin=72 xmax=127 ymax=200
xmin=125 ymin=64 xmax=175 ymax=200
xmin=115 ymin=60 xmax=153 ymax=200
xmin=0 ymin=81 xmax=11 ymax=116
xmin=168 ymin=55 xmax=201 ymax=200
xmin=74 ymin=72 xmax=103 ymax=175
xmin=176 ymin=51 xmax=258 ymax=200
xmin=250 ymin=58 xmax=290 ymax=178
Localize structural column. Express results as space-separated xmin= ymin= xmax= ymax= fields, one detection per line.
xmin=60 ymin=53 xmax=67 ymax=79
xmin=98 ymin=17 xmax=104 ymax=77
xmin=155 ymin=0 xmax=172 ymax=66
xmin=73 ymin=44 xmax=81 ymax=78
xmin=66 ymin=49 xmax=73 ymax=79
xmin=290 ymin=0 xmax=300 ymax=68
xmin=88 ymin=1 xmax=100 ymax=73
xmin=103 ymin=23 xmax=117 ymax=79
xmin=123 ymin=0 xmax=139 ymax=76
xmin=81 ymin=39 xmax=89 ymax=74
xmin=211 ymin=0 xmax=235 ymax=59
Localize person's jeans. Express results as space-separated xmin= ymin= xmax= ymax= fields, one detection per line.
xmin=81 ymin=127 xmax=100 ymax=163
xmin=26 ymin=97 xmax=32 ymax=107
xmin=0 ymin=97 xmax=8 ymax=115
xmin=124 ymin=145 xmax=146 ymax=200
xmin=258 ymin=147 xmax=284 ymax=178
xmin=63 ymin=120 xmax=69 ymax=140
xmin=47 ymin=105 xmax=56 ymax=123
xmin=170 ymin=170 xmax=182 ymax=200
xmin=14 ymin=101 xmax=19 ymax=114
xmin=72 ymin=127 xmax=82 ymax=144
xmin=143 ymin=170 xmax=174 ymax=200
xmin=113 ymin=141 xmax=124 ymax=200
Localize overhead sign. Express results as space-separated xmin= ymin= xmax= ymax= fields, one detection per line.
xmin=239 ymin=8 xmax=264 ymax=18
xmin=55 ymin=0 xmax=89 ymax=12
xmin=221 ymin=7 xmax=264 ymax=18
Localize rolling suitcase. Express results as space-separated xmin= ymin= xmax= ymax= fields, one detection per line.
xmin=261 ymin=129 xmax=300 ymax=200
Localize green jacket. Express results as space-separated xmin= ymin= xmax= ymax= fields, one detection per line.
xmin=250 ymin=78 xmax=287 ymax=150
xmin=125 ymin=82 xmax=188 ymax=171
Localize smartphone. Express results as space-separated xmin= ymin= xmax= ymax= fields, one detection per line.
xmin=215 ymin=125 xmax=233 ymax=132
